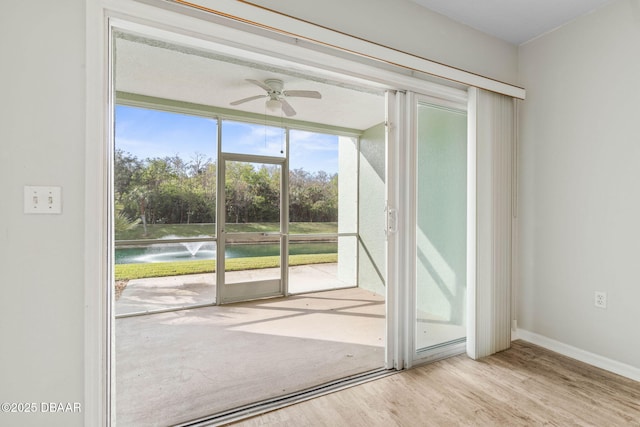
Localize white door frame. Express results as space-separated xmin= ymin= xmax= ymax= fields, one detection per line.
xmin=217 ymin=153 xmax=287 ymax=304
xmin=384 ymin=89 xmax=409 ymax=371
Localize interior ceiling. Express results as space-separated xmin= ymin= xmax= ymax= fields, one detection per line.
xmin=409 ymin=0 xmax=612 ymax=45
xmin=114 ymin=34 xmax=385 ymax=132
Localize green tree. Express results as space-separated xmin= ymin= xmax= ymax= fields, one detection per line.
xmin=225 ymin=162 xmax=254 ymax=223
xmin=114 ymin=149 xmax=142 ymax=201
xmin=115 ymin=152 xmax=338 ymax=227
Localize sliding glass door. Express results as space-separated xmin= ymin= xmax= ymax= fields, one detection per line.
xmin=109 ymin=17 xmax=478 ymax=424
xmin=411 ymin=94 xmax=468 ymax=362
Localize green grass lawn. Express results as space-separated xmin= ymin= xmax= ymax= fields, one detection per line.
xmin=115 ymin=253 xmax=337 ymax=280
xmin=115 ymin=222 xmax=337 ymax=240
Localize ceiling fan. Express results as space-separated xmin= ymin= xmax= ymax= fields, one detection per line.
xmin=230 ymin=78 xmax=322 ymax=117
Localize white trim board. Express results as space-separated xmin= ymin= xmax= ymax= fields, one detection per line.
xmin=516 ymin=329 xmax=640 ymax=383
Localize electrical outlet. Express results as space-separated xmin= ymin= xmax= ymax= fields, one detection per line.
xmin=594 ymin=291 xmax=607 ymax=309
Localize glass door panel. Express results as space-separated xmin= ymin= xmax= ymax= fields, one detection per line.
xmin=220 ymin=157 xmax=284 ymax=303
xmin=415 ymin=100 xmax=467 ymax=352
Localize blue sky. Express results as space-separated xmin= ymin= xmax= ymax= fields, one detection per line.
xmin=115 ymin=105 xmax=339 ymax=174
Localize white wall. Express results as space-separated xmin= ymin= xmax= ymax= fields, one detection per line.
xmin=338 ymin=136 xmax=359 ymax=283
xmin=247 ymin=0 xmax=519 ymax=85
xmin=518 ymin=0 xmax=640 ymax=369
xmin=0 ymin=1 xmax=86 ymax=426
xmin=358 ymin=123 xmax=386 ymax=295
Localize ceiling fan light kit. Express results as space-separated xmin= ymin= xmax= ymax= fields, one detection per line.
xmin=265 ymin=98 xmax=282 ymax=111
xmin=230 ymin=78 xmax=322 ymax=117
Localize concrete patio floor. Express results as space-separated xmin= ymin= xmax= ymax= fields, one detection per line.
xmin=115 ymin=285 xmax=386 ymax=426
xmin=116 ymin=263 xmax=352 ymax=316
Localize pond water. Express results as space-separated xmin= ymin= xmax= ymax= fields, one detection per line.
xmin=115 ymin=241 xmax=337 ymax=264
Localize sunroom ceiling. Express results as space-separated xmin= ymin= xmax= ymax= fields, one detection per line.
xmin=114 ymin=35 xmax=386 ymax=132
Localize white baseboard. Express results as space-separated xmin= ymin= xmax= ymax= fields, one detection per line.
xmin=516 ymin=329 xmax=640 ymax=383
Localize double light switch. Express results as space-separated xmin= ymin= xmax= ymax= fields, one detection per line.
xmin=24 ymin=186 xmax=62 ymax=214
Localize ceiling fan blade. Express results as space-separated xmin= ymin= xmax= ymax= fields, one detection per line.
xmin=246 ymin=79 xmax=274 ymax=92
xmin=280 ymin=99 xmax=297 ymax=117
xmin=230 ymin=94 xmax=267 ymax=106
xmin=283 ymin=90 xmax=322 ymax=99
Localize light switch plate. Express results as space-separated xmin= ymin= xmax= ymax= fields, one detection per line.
xmin=24 ymin=186 xmax=62 ymax=214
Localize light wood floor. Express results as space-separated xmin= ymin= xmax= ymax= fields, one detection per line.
xmin=231 ymin=340 xmax=640 ymax=426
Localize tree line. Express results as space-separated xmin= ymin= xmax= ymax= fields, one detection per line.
xmin=115 ymin=149 xmax=338 ymax=230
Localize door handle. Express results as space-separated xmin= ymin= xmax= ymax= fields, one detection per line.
xmin=385 ymin=203 xmax=398 ymax=235
xmin=388 ymin=208 xmax=398 ymax=234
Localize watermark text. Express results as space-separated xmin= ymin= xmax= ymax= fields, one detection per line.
xmin=1 ymin=402 xmax=82 ymax=414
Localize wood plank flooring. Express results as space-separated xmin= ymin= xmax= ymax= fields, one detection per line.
xmin=230 ymin=340 xmax=640 ymax=426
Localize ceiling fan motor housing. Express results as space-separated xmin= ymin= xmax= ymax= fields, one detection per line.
xmin=264 ymin=78 xmax=284 ymax=95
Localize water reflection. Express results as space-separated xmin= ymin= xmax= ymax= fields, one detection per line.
xmin=115 ymin=241 xmax=337 ymax=264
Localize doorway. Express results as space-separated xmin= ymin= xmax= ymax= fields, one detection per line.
xmin=219 ymin=155 xmax=285 ymax=303
xmin=108 ymin=16 xmax=476 ymax=427
xmin=112 ymin=29 xmax=389 ymax=426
